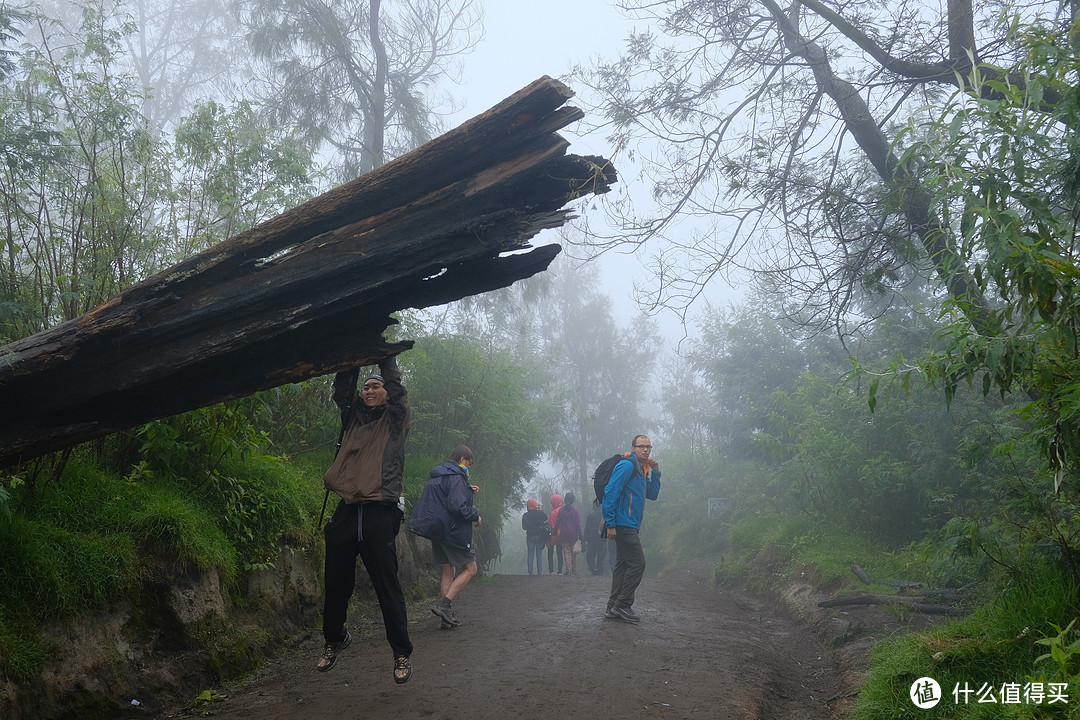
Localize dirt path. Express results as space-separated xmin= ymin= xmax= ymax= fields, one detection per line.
xmin=168 ymin=561 xmax=852 ymax=720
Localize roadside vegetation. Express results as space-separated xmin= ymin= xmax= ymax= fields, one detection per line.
xmin=705 ymin=511 xmax=1080 ymax=719
xmin=4 ymin=1 xmax=1080 ymax=718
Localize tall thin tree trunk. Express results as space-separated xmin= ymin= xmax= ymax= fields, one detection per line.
xmin=365 ymin=0 xmax=388 ymax=172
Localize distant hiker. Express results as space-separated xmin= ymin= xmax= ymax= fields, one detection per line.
xmin=318 ymin=355 xmax=413 ymax=683
xmin=521 ymin=499 xmax=549 ymax=575
xmin=603 ymin=435 xmax=661 ymax=624
xmin=546 ymin=493 xmax=564 ymax=575
xmin=555 ymin=491 xmax=583 ymax=575
xmin=408 ymin=445 xmax=481 ymax=628
xmin=584 ymin=502 xmax=607 ymax=575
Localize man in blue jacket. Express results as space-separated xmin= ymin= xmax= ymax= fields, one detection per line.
xmin=602 ymin=435 xmax=661 ymax=624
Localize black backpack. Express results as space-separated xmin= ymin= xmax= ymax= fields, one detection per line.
xmin=592 ymin=453 xmax=628 ymax=508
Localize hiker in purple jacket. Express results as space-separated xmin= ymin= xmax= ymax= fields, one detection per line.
xmin=554 ymin=492 xmax=583 ymax=575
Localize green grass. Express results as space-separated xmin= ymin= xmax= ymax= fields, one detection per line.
xmin=0 ymin=605 xmax=46 ymax=683
xmin=853 ymin=562 xmax=1080 ymax=719
xmin=654 ymin=516 xmax=729 ymax=568
xmin=131 ymin=490 xmax=237 ymax=572
xmin=716 ymin=512 xmax=1080 ymax=719
xmin=0 ymin=449 xmax=324 ymax=686
xmin=713 ymin=512 xmax=932 ymax=594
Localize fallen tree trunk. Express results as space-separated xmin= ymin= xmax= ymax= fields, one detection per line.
xmin=851 ymin=564 xmax=874 ymax=585
xmin=818 ymin=595 xmax=969 ymax=615
xmin=819 ymin=594 xmax=929 ymax=607
xmin=0 ymin=76 xmax=616 ymax=469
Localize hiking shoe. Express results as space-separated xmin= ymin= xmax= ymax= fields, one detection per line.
xmin=604 ymin=605 xmax=618 ymax=619
xmin=315 ymin=629 xmax=352 ymax=672
xmin=431 ymin=598 xmax=461 ymax=627
xmin=393 ymin=654 xmax=412 ymax=684
xmin=612 ymin=605 xmax=641 ymax=624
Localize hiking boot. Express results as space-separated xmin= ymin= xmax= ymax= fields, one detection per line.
xmin=611 ymin=605 xmax=641 ymax=624
xmin=431 ymin=597 xmax=461 ymax=627
xmin=315 ymin=629 xmax=352 ymax=672
xmin=393 ymin=654 xmax=412 ymax=684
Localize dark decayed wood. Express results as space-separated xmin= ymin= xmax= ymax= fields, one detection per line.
xmin=0 ymin=76 xmax=617 ymax=468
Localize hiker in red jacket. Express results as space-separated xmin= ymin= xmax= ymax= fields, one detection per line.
xmin=546 ymin=493 xmax=564 ymax=575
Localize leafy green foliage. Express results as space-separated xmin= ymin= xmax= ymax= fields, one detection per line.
xmin=897 ymin=23 xmax=1080 ymax=494
xmin=0 ymin=1 xmax=317 ymax=345
xmin=0 ymin=408 xmax=323 ymax=684
xmin=658 ymin=296 xmax=1014 ymax=548
xmin=1035 ymin=619 xmax=1080 ymax=682
xmin=131 ymin=401 xmax=321 ymax=568
xmin=403 ymin=333 xmax=553 ymax=562
xmin=853 ymin=560 xmax=1079 ymax=720
xmin=169 ymin=99 xmax=316 ymax=258
xmin=0 ymin=1 xmax=167 ymax=339
xmin=255 ymin=379 xmax=339 ymax=457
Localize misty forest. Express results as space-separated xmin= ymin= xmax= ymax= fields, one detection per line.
xmin=2 ymin=0 xmax=1080 ymax=718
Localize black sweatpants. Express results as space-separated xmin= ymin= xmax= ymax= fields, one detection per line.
xmin=323 ymin=501 xmax=413 ymax=657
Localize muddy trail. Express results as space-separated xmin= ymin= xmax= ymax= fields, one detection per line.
xmin=164 ymin=561 xmax=853 ymax=720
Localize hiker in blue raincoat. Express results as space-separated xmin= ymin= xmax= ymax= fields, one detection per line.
xmin=408 ymin=445 xmax=481 ymax=628
xmin=602 ymin=435 xmax=661 ymax=624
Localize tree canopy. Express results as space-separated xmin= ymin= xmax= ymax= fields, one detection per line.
xmin=236 ymin=0 xmax=482 ymax=179
xmin=574 ymin=0 xmax=1080 ymax=487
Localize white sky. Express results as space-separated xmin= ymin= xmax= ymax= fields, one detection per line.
xmin=449 ymin=0 xmax=636 ymax=137
xmin=453 ymin=3 xmax=731 ymax=505
xmin=446 ymin=1 xmax=743 ymax=346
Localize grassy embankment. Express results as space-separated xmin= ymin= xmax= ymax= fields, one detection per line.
xmin=704 ymin=514 xmax=1080 ymax=719
xmin=0 ymin=450 xmax=326 ymax=687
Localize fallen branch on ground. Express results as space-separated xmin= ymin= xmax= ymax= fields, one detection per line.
xmin=825 ymin=564 xmax=974 ymax=615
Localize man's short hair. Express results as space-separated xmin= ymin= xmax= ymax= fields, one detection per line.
xmin=449 ymin=444 xmax=474 ymax=463
xmin=631 ymin=434 xmax=649 ymax=447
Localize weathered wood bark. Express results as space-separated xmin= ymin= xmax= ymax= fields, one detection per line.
xmin=851 ymin=563 xmax=874 ymax=585
xmin=0 ymin=76 xmax=617 ymax=469
xmin=818 ymin=595 xmax=969 ymax=615
xmin=820 ymin=594 xmax=929 ymax=607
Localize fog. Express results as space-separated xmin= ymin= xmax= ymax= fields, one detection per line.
xmin=4 ymin=8 xmax=1075 ymax=720
xmin=448 ymin=0 xmax=744 ymax=348
xmin=4 ymin=0 xmax=1061 ymax=572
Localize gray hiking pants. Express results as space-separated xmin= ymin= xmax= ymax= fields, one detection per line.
xmin=608 ymin=527 xmax=645 ymax=609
